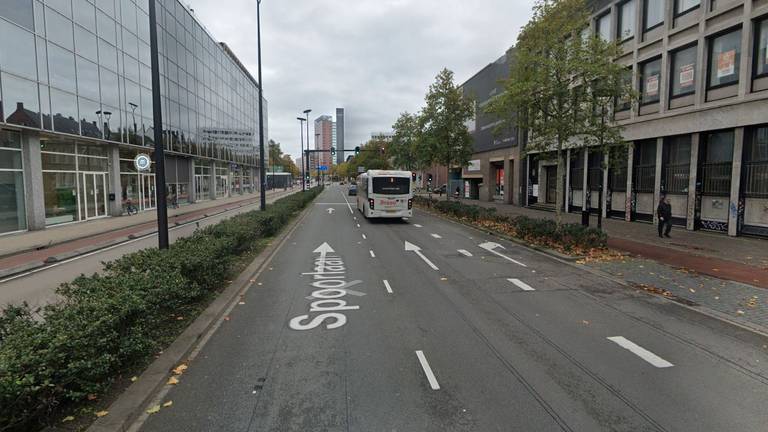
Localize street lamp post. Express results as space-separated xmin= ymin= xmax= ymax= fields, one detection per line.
xmin=297 ymin=117 xmax=306 ymax=191
xmin=257 ymin=0 xmax=267 ymax=211
xmin=303 ymin=109 xmax=311 ymax=187
xmin=148 ymin=0 xmax=169 ymax=249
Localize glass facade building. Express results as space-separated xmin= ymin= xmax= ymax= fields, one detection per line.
xmin=0 ymin=0 xmax=264 ymax=234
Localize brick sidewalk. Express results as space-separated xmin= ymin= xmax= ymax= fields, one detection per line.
xmin=419 ymin=194 xmax=768 ymax=288
xmin=0 ymin=188 xmax=298 ymax=274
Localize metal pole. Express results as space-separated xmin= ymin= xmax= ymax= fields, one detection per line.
xmin=298 ymin=118 xmax=305 ymax=191
xmin=148 ymin=0 xmax=169 ymax=249
xmin=257 ymin=0 xmax=267 ymax=211
xmin=306 ymin=117 xmax=311 ymax=187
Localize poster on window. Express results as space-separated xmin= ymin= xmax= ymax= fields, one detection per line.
xmin=646 ymin=75 xmax=659 ymax=96
xmin=464 ymin=181 xmax=470 ymax=198
xmin=717 ymin=50 xmax=736 ymax=78
xmin=679 ymin=64 xmax=694 ymax=87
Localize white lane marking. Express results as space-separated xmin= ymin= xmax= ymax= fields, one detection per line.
xmin=414 ymin=224 xmax=423 ymax=228
xmin=507 ymin=278 xmax=535 ymax=291
xmin=339 ymin=190 xmax=354 ymax=214
xmin=383 ymin=279 xmax=393 ymax=294
xmin=457 ymin=249 xmax=473 ymax=257
xmin=607 ymin=336 xmax=674 ymax=368
xmin=356 ymin=223 xmax=361 ymax=228
xmin=478 ymin=242 xmax=527 ymax=267
xmin=362 ymin=233 xmax=367 ymax=240
xmin=326 ymin=208 xmax=335 ymax=214
xmin=369 ymin=250 xmax=376 ymax=258
xmin=430 ymin=233 xmax=442 ymax=239
xmin=404 ymin=241 xmax=439 ymax=271
xmin=415 ymin=350 xmax=440 ymax=390
xmin=314 ymin=203 xmax=348 ymax=205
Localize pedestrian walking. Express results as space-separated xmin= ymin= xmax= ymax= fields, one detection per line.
xmin=657 ymin=194 xmax=672 ymax=238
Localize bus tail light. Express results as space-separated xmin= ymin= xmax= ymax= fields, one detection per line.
xmin=369 ymin=199 xmax=375 ymax=210
xmin=408 ymin=199 xmax=413 ymax=209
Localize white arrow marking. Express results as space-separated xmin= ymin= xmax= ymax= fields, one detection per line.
xmin=313 ymin=242 xmax=335 ymax=260
xmin=327 ymin=208 xmax=335 ymax=214
xmin=414 ymin=224 xmax=423 ymax=228
xmin=607 ymin=337 xmax=674 ymax=368
xmin=507 ymin=278 xmax=535 ymax=291
xmin=478 ymin=242 xmax=527 ymax=267
xmin=383 ymin=279 xmax=393 ymax=294
xmin=405 ymin=241 xmax=439 ymax=271
xmin=430 ymin=233 xmax=442 ymax=239
xmin=457 ymin=249 xmax=473 ymax=257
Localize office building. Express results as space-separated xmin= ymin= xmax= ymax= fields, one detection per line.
xmin=335 ymin=107 xmax=344 ymax=164
xmin=0 ymin=0 xmax=264 ymax=235
xmin=314 ymin=115 xmax=333 ymax=171
xmin=459 ymin=48 xmax=523 ymax=203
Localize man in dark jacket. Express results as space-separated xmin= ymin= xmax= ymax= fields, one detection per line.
xmin=657 ymin=194 xmax=672 ymax=238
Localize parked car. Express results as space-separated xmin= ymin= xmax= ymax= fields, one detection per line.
xmin=348 ymin=184 xmax=357 ymax=196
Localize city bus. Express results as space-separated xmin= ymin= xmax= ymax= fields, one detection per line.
xmin=356 ymin=170 xmax=413 ymax=219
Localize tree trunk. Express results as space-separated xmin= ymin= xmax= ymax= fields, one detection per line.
xmin=555 ymin=146 xmax=565 ymax=226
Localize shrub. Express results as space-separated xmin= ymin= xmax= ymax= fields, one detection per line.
xmin=0 ymin=187 xmax=323 ymax=431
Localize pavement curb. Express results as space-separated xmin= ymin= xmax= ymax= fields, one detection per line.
xmin=0 ymin=191 xmax=297 ymax=281
xmin=87 ymin=201 xmax=313 ymax=432
xmin=418 ymin=207 xmax=768 ymax=340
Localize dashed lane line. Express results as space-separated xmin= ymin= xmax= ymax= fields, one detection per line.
xmin=607 ymin=336 xmax=674 ymax=368
xmin=457 ymin=249 xmax=473 ymax=257
xmin=383 ymin=280 xmax=393 ymax=294
xmin=507 ymin=278 xmax=536 ymax=291
xmin=430 ymin=233 xmax=442 ymax=239
xmin=415 ymin=350 xmax=441 ymax=390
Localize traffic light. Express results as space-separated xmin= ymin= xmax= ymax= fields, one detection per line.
xmin=380 ymin=147 xmax=385 ymax=155
xmin=412 ymin=172 xmax=417 ymax=181
xmin=331 ymin=147 xmax=336 ymax=155
xmin=427 ymin=173 xmax=433 ymax=183
xmin=354 ymin=146 xmax=360 ymax=156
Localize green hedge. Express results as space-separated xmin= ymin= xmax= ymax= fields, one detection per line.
xmin=414 ymin=196 xmax=606 ymax=253
xmin=0 ymin=187 xmax=322 ymax=431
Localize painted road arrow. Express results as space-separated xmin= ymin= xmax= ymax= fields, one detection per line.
xmin=405 ymin=241 xmax=439 ymax=271
xmin=313 ymin=242 xmax=335 ymax=260
xmin=478 ymin=242 xmax=527 ymax=267
xmin=327 ymin=208 xmax=335 ymax=214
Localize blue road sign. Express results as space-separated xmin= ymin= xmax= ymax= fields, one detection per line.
xmin=319 ymin=165 xmax=328 ymax=171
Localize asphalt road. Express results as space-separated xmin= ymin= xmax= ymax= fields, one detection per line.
xmin=0 ymin=189 xmax=298 ymax=309
xmin=138 ymin=185 xmax=768 ymax=432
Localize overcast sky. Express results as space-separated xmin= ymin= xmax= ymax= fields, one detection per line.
xmin=185 ymin=0 xmax=536 ymax=160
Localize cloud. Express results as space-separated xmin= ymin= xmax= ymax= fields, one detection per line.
xmin=185 ymin=0 xmax=535 ymax=159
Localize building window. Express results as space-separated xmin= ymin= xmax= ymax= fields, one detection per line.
xmin=755 ymin=18 xmax=768 ymax=78
xmin=675 ymin=0 xmax=700 ymax=16
xmin=644 ymin=0 xmax=664 ymax=31
xmin=701 ymin=130 xmax=733 ymax=195
xmin=0 ymin=130 xmax=27 ymax=234
xmin=708 ymin=29 xmax=742 ymax=88
xmin=633 ymin=139 xmax=657 ymax=193
xmin=615 ymin=67 xmax=633 ymax=111
xmin=663 ymin=135 xmax=691 ymax=194
xmin=640 ymin=57 xmax=662 ymax=105
xmin=597 ymin=13 xmax=612 ymax=41
xmin=670 ymin=45 xmax=697 ymax=97
xmin=618 ymin=0 xmax=636 ymax=40
xmin=743 ymin=126 xmax=768 ymax=198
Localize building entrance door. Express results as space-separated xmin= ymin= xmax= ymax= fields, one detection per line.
xmin=78 ymin=172 xmax=108 ymax=220
xmin=139 ymin=173 xmax=156 ymax=211
xmin=546 ymin=166 xmax=558 ymax=204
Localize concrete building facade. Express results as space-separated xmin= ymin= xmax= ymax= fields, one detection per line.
xmin=336 ymin=108 xmax=345 ymax=165
xmin=314 ymin=115 xmax=333 ymax=174
xmin=0 ymin=0 xmax=264 ymax=236
xmin=523 ymin=0 xmax=768 ymax=237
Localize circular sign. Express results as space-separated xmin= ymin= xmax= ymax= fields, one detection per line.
xmin=134 ymin=153 xmax=151 ymax=172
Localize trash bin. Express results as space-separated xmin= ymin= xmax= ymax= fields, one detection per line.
xmin=581 ymin=210 xmax=590 ymax=227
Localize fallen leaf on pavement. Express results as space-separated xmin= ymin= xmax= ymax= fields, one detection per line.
xmin=95 ymin=411 xmax=108 ymax=418
xmin=440 ymin=277 xmax=448 ymax=281
xmin=146 ymin=405 xmax=161 ymax=414
xmin=736 ymin=310 xmax=745 ymax=315
xmin=167 ymin=376 xmax=179 ymax=385
xmin=62 ymin=416 xmax=75 ymax=422
xmin=163 ymin=401 xmax=173 ymax=408
xmin=689 ymin=288 xmax=696 ymax=293
xmin=172 ymin=364 xmax=188 ymax=375
xmin=87 ymin=394 xmax=98 ymax=401
xmin=238 ymin=302 xmax=246 ymax=305
xmin=224 ymin=316 xmax=231 ymax=321
xmin=715 ymin=296 xmax=720 ymax=300
xmin=581 ymin=320 xmax=590 ymax=326
xmin=130 ymin=376 xmax=138 ymax=382
xmin=712 ymin=268 xmax=720 ymax=272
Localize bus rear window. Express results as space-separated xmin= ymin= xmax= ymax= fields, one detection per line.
xmin=372 ymin=177 xmax=410 ymax=195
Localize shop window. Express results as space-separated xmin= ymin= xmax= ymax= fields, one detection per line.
xmin=701 ymin=130 xmax=734 ymax=195
xmin=618 ymin=0 xmax=635 ymax=40
xmin=0 ymin=130 xmax=27 ymax=233
xmin=640 ymin=57 xmax=661 ymax=105
xmin=675 ymin=0 xmax=699 ymax=16
xmin=743 ymin=126 xmax=768 ymax=198
xmin=708 ymin=29 xmax=742 ymax=88
xmin=570 ymin=150 xmax=584 ymax=190
xmin=755 ymin=18 xmax=768 ymax=79
xmin=644 ymin=0 xmax=664 ymax=31
xmin=670 ymin=45 xmax=697 ymax=98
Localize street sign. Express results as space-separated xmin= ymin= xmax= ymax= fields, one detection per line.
xmin=357 ymin=166 xmax=365 ymax=173
xmin=134 ymin=153 xmax=151 ymax=171
xmin=319 ymin=165 xmax=328 ymax=171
